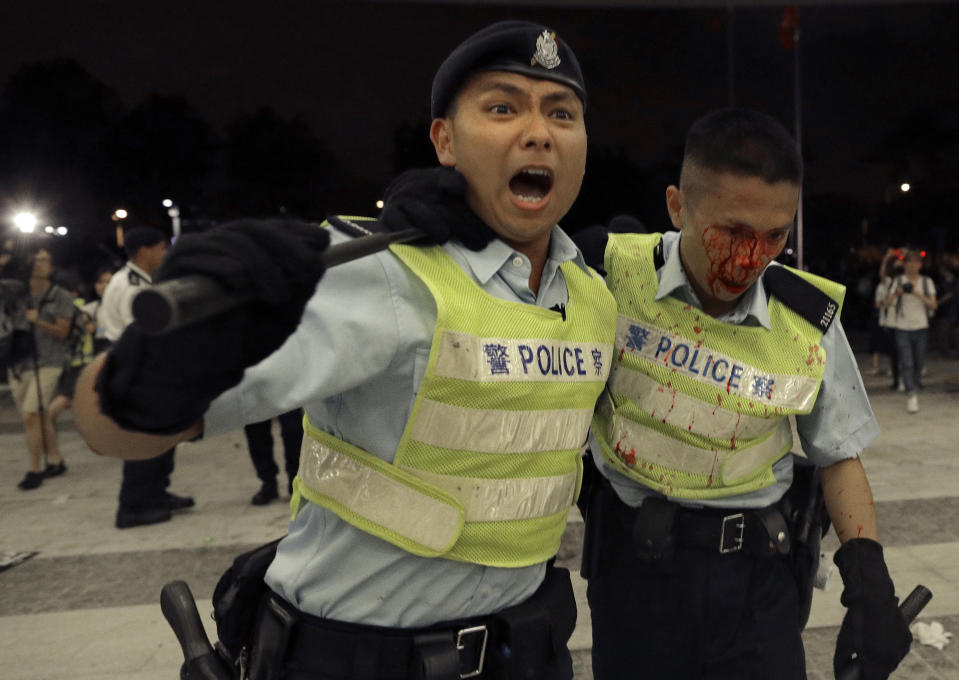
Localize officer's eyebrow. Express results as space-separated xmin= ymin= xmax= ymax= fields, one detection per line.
xmin=474 ymin=80 xmax=579 ymax=105
xmin=473 ymin=81 xmax=528 ymax=98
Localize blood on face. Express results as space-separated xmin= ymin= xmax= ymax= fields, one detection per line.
xmin=701 ymin=224 xmax=785 ymax=296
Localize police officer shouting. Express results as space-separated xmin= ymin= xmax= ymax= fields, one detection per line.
xmin=98 ymin=226 xmax=196 ymax=529
xmin=580 ymin=110 xmax=912 ymax=679
xmin=75 ymin=21 xmax=615 ymax=679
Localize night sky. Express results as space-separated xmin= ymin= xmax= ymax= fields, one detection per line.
xmin=2 ymin=1 xmax=958 ymax=259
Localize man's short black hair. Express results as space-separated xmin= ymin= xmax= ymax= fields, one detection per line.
xmin=123 ymin=226 xmax=166 ymax=258
xmin=681 ymin=108 xmax=803 ymax=187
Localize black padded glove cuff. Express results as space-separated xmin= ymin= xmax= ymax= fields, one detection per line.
xmin=834 ymin=538 xmax=896 ymax=604
xmin=381 ymin=167 xmax=496 ymax=251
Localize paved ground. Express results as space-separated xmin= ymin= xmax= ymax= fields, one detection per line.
xmin=2 ymin=350 xmax=958 ymax=679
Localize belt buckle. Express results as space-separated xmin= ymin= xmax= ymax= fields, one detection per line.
xmin=456 ymin=624 xmax=488 ymax=679
xmin=719 ymin=512 xmax=745 ymax=553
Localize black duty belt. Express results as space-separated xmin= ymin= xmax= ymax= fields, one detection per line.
xmin=603 ymin=481 xmax=790 ymax=559
xmin=246 ymin=563 xmax=576 ymax=680
xmin=253 ymin=593 xmax=490 ymax=679
xmin=673 ymin=505 xmax=789 ymax=555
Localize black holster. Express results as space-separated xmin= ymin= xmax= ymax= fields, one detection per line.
xmin=211 ymin=537 xmax=283 ymax=669
xmin=485 ymin=563 xmax=577 ymax=680
xmin=581 ymin=477 xmax=678 ymax=580
xmin=778 ymin=459 xmax=830 ymax=629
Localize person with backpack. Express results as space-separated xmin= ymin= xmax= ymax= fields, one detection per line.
xmin=8 ymin=247 xmax=75 ymax=490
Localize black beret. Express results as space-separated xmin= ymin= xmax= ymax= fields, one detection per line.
xmin=431 ymin=20 xmax=586 ymax=119
xmin=123 ymin=227 xmax=167 ymax=251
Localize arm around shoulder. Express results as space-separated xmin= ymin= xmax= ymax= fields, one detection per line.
xmin=74 ymin=353 xmax=202 ymax=459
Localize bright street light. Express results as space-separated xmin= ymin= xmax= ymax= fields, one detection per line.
xmin=14 ymin=211 xmax=38 ymax=233
xmin=375 ymin=199 xmax=385 ymax=210
xmin=163 ymin=199 xmax=181 ymax=239
xmin=44 ymin=225 xmax=55 ymax=234
xmin=114 ymin=209 xmax=128 ymax=220
xmin=56 ymin=226 xmax=68 ymax=236
xmin=900 ymin=183 xmax=911 ymax=193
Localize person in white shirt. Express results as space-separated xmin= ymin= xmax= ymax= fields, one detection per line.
xmin=99 ymin=227 xmax=195 ymax=528
xmin=885 ymin=249 xmax=937 ymax=412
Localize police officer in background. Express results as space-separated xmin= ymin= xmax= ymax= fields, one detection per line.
xmin=579 ymin=109 xmax=911 ymax=680
xmin=75 ymin=21 xmax=615 ymax=679
xmin=98 ymin=226 xmax=195 ymax=529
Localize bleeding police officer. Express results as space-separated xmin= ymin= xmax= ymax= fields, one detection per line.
xmin=581 ymin=109 xmax=912 ymax=680
xmin=75 ymin=21 xmax=614 ymax=680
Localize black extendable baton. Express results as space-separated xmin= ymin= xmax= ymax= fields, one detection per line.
xmin=836 ymin=584 xmax=933 ymax=680
xmin=131 ymin=228 xmax=421 ymax=335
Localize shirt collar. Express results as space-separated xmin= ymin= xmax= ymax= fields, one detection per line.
xmin=127 ymin=261 xmax=153 ymax=284
xmin=447 ymin=224 xmax=591 ymax=285
xmin=654 ymin=231 xmax=771 ymax=329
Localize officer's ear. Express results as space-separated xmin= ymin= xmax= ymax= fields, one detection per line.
xmin=430 ymin=118 xmax=456 ymax=168
xmin=665 ymin=185 xmax=684 ymax=231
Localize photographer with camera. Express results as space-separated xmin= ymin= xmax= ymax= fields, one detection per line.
xmin=5 ymin=247 xmax=74 ymax=490
xmin=885 ymin=249 xmax=937 ymax=413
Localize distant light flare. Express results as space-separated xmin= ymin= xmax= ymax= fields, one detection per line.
xmin=14 ymin=211 xmax=38 ymax=233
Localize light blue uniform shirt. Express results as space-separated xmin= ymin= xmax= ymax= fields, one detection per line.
xmin=205 ymin=226 xmax=592 ymax=627
xmin=594 ymin=230 xmax=880 ymax=509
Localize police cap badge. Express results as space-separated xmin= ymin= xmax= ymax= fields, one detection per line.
xmin=430 ymin=20 xmax=586 ymax=119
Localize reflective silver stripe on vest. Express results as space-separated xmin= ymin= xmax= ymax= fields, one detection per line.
xmin=403 ymin=466 xmax=579 ymax=522
xmin=609 ymin=365 xmax=778 ymax=440
xmin=608 ymin=409 xmax=794 ymax=484
xmin=299 ymin=437 xmax=462 ymax=554
xmin=411 ymin=399 xmax=593 ymax=454
xmin=615 ymin=316 xmax=819 ymax=411
xmin=433 ymin=329 xmax=613 ymax=383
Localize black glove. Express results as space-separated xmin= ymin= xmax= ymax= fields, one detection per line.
xmin=833 ymin=538 xmax=912 ymax=680
xmin=96 ymin=219 xmax=330 ymax=435
xmin=380 ymin=167 xmax=496 ymax=251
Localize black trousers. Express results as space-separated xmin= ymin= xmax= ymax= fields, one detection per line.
xmin=119 ymin=447 xmax=175 ymax=509
xmin=585 ymin=483 xmax=807 ymax=680
xmin=244 ymin=409 xmax=303 ymax=486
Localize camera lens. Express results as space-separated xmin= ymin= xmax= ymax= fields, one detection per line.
xmin=902 ymin=282 xmax=913 ymax=293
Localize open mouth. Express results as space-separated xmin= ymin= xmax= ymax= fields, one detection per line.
xmin=509 ymin=167 xmax=553 ymax=205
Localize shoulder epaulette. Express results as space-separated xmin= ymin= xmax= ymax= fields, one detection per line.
xmin=763 ymin=265 xmax=840 ymax=334
xmin=325 ymin=215 xmax=385 ymax=238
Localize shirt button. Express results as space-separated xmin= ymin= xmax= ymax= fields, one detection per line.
xmin=512 ymin=256 xmax=524 ymax=267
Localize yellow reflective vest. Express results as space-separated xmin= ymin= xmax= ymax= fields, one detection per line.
xmin=593 ymin=233 xmax=845 ymax=500
xmin=294 ymin=239 xmax=616 ymax=567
